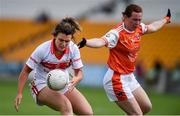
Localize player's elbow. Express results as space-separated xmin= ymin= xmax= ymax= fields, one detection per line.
xmin=147 ymin=25 xmax=158 ymax=33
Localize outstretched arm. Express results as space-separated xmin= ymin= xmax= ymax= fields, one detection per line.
xmin=78 ymin=38 xmax=106 ymax=48
xmin=86 ymin=38 xmax=106 ymax=48
xmin=146 ymin=9 xmax=171 ymax=34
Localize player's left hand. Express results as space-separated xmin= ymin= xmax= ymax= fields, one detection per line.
xmin=67 ymin=81 xmax=75 ymax=93
xmin=165 ymin=9 xmax=171 ymax=23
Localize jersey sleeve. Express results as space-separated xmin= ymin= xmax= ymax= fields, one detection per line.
xmin=102 ymin=29 xmax=119 ymax=48
xmin=26 ymin=44 xmax=45 ymax=70
xmin=140 ymin=23 xmax=148 ymax=34
xmin=71 ymin=44 xmax=83 ymax=69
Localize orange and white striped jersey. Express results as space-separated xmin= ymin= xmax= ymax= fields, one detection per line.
xmin=102 ymin=22 xmax=148 ymax=74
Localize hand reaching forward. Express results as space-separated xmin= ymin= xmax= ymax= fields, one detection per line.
xmin=77 ymin=38 xmax=87 ymax=49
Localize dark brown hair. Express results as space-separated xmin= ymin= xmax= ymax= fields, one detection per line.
xmin=52 ymin=17 xmax=81 ymax=39
xmin=122 ymin=4 xmax=142 ymax=17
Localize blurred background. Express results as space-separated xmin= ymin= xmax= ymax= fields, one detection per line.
xmin=0 ymin=0 xmax=180 ymax=115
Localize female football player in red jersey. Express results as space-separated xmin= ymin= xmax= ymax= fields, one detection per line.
xmin=14 ymin=17 xmax=93 ymax=115
xmin=78 ymin=4 xmax=171 ymax=115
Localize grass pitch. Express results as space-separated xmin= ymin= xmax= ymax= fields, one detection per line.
xmin=0 ymin=80 xmax=180 ymax=115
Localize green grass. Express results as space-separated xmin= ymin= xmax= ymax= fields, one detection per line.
xmin=0 ymin=80 xmax=180 ymax=115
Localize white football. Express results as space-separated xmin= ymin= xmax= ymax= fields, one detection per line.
xmin=46 ymin=69 xmax=69 ymax=91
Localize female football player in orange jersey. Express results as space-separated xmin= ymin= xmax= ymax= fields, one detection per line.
xmin=78 ymin=4 xmax=171 ymax=115
xmin=14 ymin=17 xmax=93 ymax=115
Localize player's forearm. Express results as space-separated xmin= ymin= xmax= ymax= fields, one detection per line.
xmin=17 ymin=65 xmax=31 ymax=95
xmin=86 ymin=38 xmax=106 ymax=48
xmin=73 ymin=69 xmax=83 ymax=85
xmin=147 ymin=18 xmax=167 ymax=33
xmin=17 ymin=72 xmax=28 ymax=94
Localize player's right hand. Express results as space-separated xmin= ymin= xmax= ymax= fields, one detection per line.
xmin=14 ymin=94 xmax=22 ymax=112
xmin=165 ymin=9 xmax=171 ymax=23
xmin=77 ymin=38 xmax=87 ymax=49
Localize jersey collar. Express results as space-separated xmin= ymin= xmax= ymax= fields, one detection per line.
xmin=123 ymin=22 xmax=135 ymax=33
xmin=50 ymin=38 xmax=70 ymax=59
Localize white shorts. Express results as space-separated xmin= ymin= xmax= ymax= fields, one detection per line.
xmin=29 ymin=78 xmax=69 ymax=105
xmin=103 ymin=68 xmax=140 ymax=101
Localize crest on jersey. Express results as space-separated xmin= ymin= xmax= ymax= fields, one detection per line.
xmin=135 ymin=33 xmax=140 ymax=40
